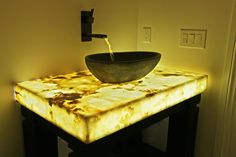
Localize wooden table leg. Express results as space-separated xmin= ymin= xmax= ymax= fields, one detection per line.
xmin=21 ymin=106 xmax=58 ymax=157
xmin=166 ymin=95 xmax=200 ymax=157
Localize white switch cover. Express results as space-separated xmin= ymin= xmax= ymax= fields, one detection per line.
xmin=143 ymin=27 xmax=152 ymax=43
xmin=180 ymin=29 xmax=207 ymax=48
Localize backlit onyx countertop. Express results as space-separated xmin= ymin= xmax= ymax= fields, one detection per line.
xmin=14 ymin=67 xmax=207 ymax=144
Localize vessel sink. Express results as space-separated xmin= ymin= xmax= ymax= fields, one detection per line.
xmin=85 ymin=51 xmax=161 ymax=83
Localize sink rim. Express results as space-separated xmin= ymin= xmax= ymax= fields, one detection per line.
xmin=85 ymin=51 xmax=161 ymax=63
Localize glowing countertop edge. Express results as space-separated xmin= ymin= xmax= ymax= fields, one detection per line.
xmin=14 ymin=67 xmax=207 ymax=144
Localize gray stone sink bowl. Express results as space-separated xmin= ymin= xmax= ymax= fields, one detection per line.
xmin=85 ymin=51 xmax=161 ymax=83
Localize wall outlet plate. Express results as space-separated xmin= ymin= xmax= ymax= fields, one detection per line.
xmin=143 ymin=27 xmax=152 ymax=43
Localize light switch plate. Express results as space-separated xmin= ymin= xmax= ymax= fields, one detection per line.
xmin=180 ymin=29 xmax=207 ymax=48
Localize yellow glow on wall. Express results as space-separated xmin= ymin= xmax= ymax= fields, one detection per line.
xmin=14 ymin=67 xmax=207 ymax=143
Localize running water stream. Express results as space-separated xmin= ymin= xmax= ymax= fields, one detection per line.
xmin=104 ymin=38 xmax=115 ymax=62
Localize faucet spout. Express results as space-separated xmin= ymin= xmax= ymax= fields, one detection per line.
xmin=90 ymin=34 xmax=107 ymax=39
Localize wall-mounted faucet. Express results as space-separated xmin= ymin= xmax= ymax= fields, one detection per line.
xmin=81 ymin=9 xmax=107 ymax=42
